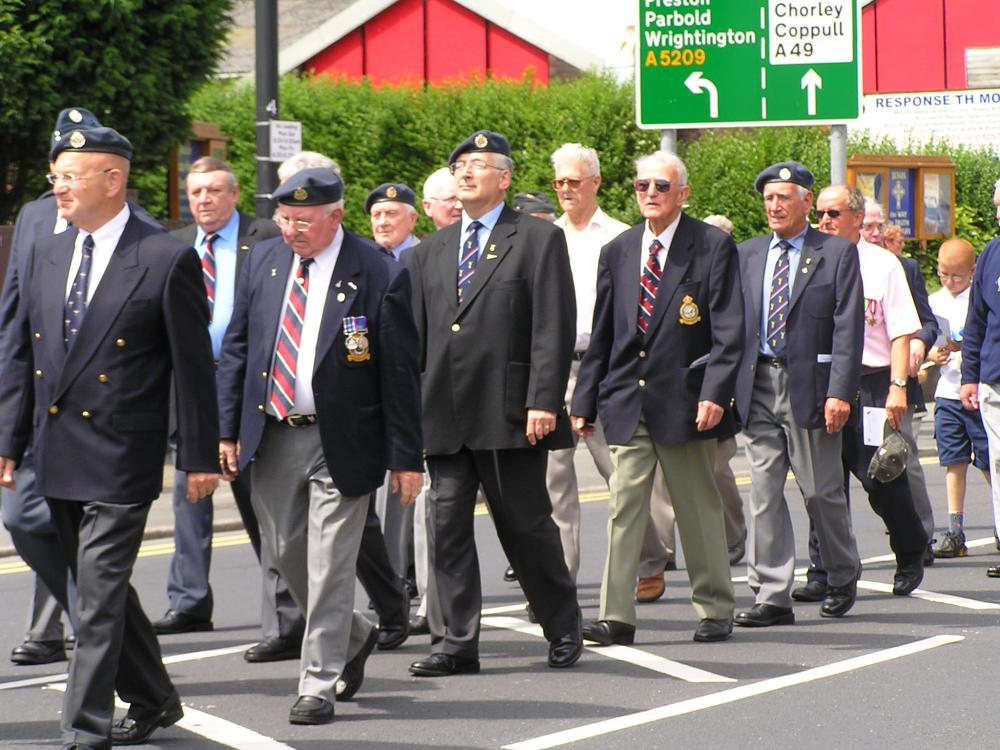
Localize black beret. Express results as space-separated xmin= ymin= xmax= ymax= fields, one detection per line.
xmin=50 ymin=107 xmax=102 ymax=154
xmin=50 ymin=124 xmax=133 ymax=162
xmin=274 ymin=168 xmax=344 ymax=206
xmin=364 ymin=183 xmax=416 ymax=214
xmin=754 ymin=161 xmax=814 ymax=193
xmin=448 ymin=130 xmax=511 ymax=165
xmin=513 ymin=192 xmax=555 ymax=215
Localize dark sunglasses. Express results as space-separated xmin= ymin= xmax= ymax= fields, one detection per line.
xmin=634 ymin=178 xmax=671 ymax=194
xmin=814 ymin=209 xmax=843 ymax=219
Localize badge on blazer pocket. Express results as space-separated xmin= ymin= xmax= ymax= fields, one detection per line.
xmin=678 ymin=295 xmax=701 ymax=325
xmin=343 ymin=316 xmax=371 ymax=362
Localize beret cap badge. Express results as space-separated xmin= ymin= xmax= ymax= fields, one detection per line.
xmin=474 ymin=133 xmax=488 ymax=148
xmin=69 ymin=109 xmax=83 ymax=123
xmin=779 ymin=167 xmax=792 ymax=180
xmin=293 ymin=187 xmax=308 ymax=201
xmin=386 ymin=185 xmax=397 ymax=199
xmin=69 ymin=131 xmax=86 ymax=149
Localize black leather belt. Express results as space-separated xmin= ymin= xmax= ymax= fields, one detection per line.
xmin=758 ymin=355 xmax=787 ymax=368
xmin=269 ymin=414 xmax=317 ymax=427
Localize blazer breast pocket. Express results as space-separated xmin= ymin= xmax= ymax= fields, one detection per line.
xmin=804 ymin=284 xmax=834 ymax=318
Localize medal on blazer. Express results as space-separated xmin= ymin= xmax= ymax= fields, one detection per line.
xmin=344 ymin=316 xmax=370 ymax=362
xmin=678 ymin=295 xmax=701 ymax=325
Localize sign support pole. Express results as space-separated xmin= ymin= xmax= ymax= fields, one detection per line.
xmin=830 ymin=124 xmax=848 ymax=185
xmin=660 ymin=129 xmax=677 ymax=154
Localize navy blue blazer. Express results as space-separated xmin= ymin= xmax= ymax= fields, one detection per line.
xmin=571 ymin=213 xmax=744 ymax=446
xmin=0 ymin=213 xmax=219 ymax=503
xmin=216 ymin=230 xmax=423 ymax=497
xmin=734 ymin=227 xmax=864 ymax=430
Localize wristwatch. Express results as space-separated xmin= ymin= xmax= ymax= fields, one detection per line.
xmin=890 ymin=377 xmax=908 ymax=389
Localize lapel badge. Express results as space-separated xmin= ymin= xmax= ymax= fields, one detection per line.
xmin=485 ymin=244 xmax=498 ymax=260
xmin=348 ymin=281 xmax=358 ymax=290
xmin=270 ymin=268 xmax=277 ymax=277
xmin=337 ymin=292 xmax=346 ymax=302
xmin=343 ymin=316 xmax=371 ymax=362
xmin=678 ymin=295 xmax=701 ymax=325
xmin=805 ymin=257 xmax=812 ymax=264
xmin=240 ymin=244 xmax=249 ymax=252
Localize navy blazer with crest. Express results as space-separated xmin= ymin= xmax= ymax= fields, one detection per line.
xmin=0 ymin=212 xmax=219 ymax=503
xmin=734 ymin=226 xmax=865 ymax=430
xmin=571 ymin=213 xmax=744 ymax=446
xmin=403 ymin=205 xmax=576 ymax=455
xmin=216 ymin=229 xmax=423 ymax=498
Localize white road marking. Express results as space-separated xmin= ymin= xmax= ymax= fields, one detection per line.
xmin=481 ymin=616 xmax=734 ymax=683
xmin=502 ymin=634 xmax=963 ymax=750
xmin=855 ymin=580 xmax=1000 ymax=610
xmin=47 ymin=683 xmax=297 ymax=750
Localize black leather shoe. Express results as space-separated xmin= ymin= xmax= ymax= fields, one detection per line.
xmin=244 ymin=635 xmax=301 ymax=663
xmin=987 ymin=564 xmax=1000 ymax=578
xmin=791 ymin=580 xmax=827 ymax=602
xmin=693 ymin=618 xmax=733 ymax=642
xmin=503 ymin=565 xmax=518 ymax=582
xmin=11 ymin=639 xmax=66 ymax=665
xmin=111 ymin=700 xmax=183 ymax=745
xmin=548 ymin=623 xmax=583 ymax=668
xmin=892 ymin=560 xmax=924 ymax=596
xmin=581 ymin=619 xmax=635 ymax=646
xmin=923 ymin=544 xmax=935 ymax=567
xmin=63 ymin=744 xmax=99 ymax=750
xmin=377 ymin=620 xmax=409 ymax=651
xmin=338 ymin=626 xmax=378 ymax=700
xmin=152 ymin=609 xmax=213 ymax=635
xmin=289 ymin=695 xmax=334 ymax=725
xmin=734 ymin=603 xmax=795 ymax=627
xmin=821 ymin=567 xmax=861 ymax=618
xmin=409 ymin=652 xmax=481 ymax=677
xmin=408 ymin=615 xmax=430 ymax=635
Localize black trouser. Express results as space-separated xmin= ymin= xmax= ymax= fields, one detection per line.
xmin=357 ymin=499 xmax=408 ymax=628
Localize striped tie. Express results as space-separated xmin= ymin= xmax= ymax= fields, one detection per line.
xmin=637 ymin=239 xmax=663 ymax=335
xmin=201 ymin=233 xmax=218 ymax=317
xmin=64 ymin=234 xmax=94 ymax=347
xmin=268 ymin=258 xmax=313 ymax=419
xmin=457 ymin=220 xmax=482 ymax=303
xmin=766 ymin=240 xmax=792 ymax=355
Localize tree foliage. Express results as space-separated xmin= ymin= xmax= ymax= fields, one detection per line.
xmin=0 ymin=0 xmax=233 ymax=222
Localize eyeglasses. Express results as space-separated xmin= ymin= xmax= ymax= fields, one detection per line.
xmin=862 ymin=221 xmax=884 ymax=231
xmin=552 ymin=177 xmax=590 ymax=191
xmin=275 ymin=216 xmax=314 ymax=232
xmin=429 ymin=195 xmax=459 ymax=205
xmin=937 ymin=271 xmax=970 ymax=281
xmin=633 ymin=178 xmax=671 ymax=194
xmin=46 ymin=169 xmax=113 ymax=186
xmin=814 ymin=209 xmax=843 ymax=219
xmin=449 ymin=159 xmax=504 ymax=175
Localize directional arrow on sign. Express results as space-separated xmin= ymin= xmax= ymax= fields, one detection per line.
xmin=685 ymin=71 xmax=719 ymax=119
xmin=801 ymin=69 xmax=823 ymax=116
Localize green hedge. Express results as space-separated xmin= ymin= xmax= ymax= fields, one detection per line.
xmin=167 ymin=72 xmax=1000 ymax=280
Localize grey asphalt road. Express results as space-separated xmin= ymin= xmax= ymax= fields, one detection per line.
xmin=2 ymin=422 xmax=1000 ymax=749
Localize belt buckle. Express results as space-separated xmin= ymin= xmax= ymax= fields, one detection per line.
xmin=285 ymin=414 xmax=315 ymax=427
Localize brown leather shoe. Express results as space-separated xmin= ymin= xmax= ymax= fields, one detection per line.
xmin=635 ymin=575 xmax=665 ymax=603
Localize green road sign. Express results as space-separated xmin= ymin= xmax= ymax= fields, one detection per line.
xmin=636 ymin=0 xmax=862 ymax=129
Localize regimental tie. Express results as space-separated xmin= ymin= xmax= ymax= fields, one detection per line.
xmin=766 ymin=240 xmax=792 ymax=355
xmin=457 ymin=220 xmax=483 ymax=303
xmin=268 ymin=258 xmax=313 ymax=419
xmin=637 ymin=239 xmax=663 ymax=335
xmin=64 ymin=234 xmax=94 ymax=347
xmin=201 ymin=233 xmax=218 ymax=317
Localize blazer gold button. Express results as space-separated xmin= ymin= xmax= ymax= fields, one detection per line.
xmin=257 ymin=404 xmax=265 ymax=412
xmin=639 ymin=350 xmax=646 ymax=358
xmin=451 ymin=323 xmax=461 ymax=332
xmin=48 ymin=405 xmax=58 ymax=414
xmin=98 ymin=374 xmax=109 ymax=383
xmin=638 ymin=379 xmax=646 ymax=387
xmin=34 ymin=332 xmax=41 ymax=340
xmin=261 ymin=371 xmax=268 ymax=378
xmin=115 ymin=338 xmax=126 ymax=347
xmin=81 ymin=410 xmax=92 ymax=419
xmin=34 ymin=369 xmax=43 ymax=378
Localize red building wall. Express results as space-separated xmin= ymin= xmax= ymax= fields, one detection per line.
xmin=862 ymin=0 xmax=1000 ymax=93
xmin=304 ymin=0 xmax=549 ymax=85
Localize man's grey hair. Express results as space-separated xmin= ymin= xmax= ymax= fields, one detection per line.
xmin=188 ymin=156 xmax=237 ymax=190
xmin=494 ymin=154 xmax=514 ymax=173
xmin=423 ymin=167 xmax=453 ymax=199
xmin=277 ymin=151 xmax=342 ymax=182
xmin=703 ymin=214 xmax=733 ymax=233
xmin=634 ymin=150 xmax=688 ymax=186
xmin=551 ymin=143 xmax=600 ymax=177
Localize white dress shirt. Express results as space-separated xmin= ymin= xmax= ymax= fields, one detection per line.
xmin=65 ymin=204 xmax=131 ymax=304
xmin=639 ymin=213 xmax=681 ymax=281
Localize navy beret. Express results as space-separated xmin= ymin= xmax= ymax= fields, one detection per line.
xmin=50 ymin=107 xmax=102 ymax=155
xmin=513 ymin=192 xmax=555 ymax=215
xmin=50 ymin=124 xmax=133 ymax=162
xmin=274 ymin=168 xmax=344 ymax=206
xmin=448 ymin=130 xmax=511 ymax=165
xmin=754 ymin=161 xmax=814 ymax=193
xmin=365 ymin=183 xmax=416 ymax=214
